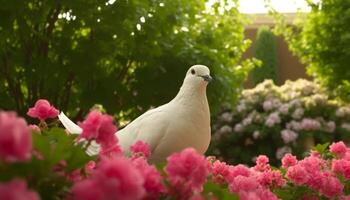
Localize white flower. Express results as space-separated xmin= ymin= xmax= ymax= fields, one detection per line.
xmin=301 ymin=118 xmax=321 ymax=131
xmin=281 ymin=129 xmax=298 ymax=143
xmin=236 ymin=103 xmax=247 ymax=113
xmin=341 ymin=123 xmax=350 ymax=132
xmin=234 ymin=123 xmax=244 ymax=133
xmin=276 ymin=146 xmax=292 ymax=160
xmin=336 ymin=107 xmax=350 ymax=118
xmin=218 ymin=125 xmax=232 ymax=134
xmin=263 ymin=100 xmax=274 ymax=111
xmin=219 ymin=112 xmax=232 ymax=123
xmin=288 ymin=120 xmax=302 ymax=131
xmin=242 ymin=116 xmax=253 ymax=126
xmin=253 ymin=130 xmax=260 ymax=139
xmin=279 ymin=104 xmax=290 ymax=115
xmin=301 ymin=84 xmax=314 ymax=96
xmin=292 ymin=108 xmax=304 ymax=119
xmin=325 ymin=121 xmax=336 ymax=133
xmin=265 ymin=112 xmax=281 ymax=127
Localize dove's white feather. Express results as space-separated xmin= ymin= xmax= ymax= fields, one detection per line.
xmin=58 ymin=112 xmax=82 ymax=134
xmin=59 ymin=65 xmax=212 ymax=162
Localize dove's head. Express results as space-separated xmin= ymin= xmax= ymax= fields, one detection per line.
xmin=184 ymin=65 xmax=212 ymax=87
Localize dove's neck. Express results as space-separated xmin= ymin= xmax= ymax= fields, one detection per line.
xmin=172 ymin=82 xmax=208 ymax=108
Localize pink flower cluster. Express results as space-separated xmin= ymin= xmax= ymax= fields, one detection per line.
xmin=78 ymin=110 xmax=121 ymax=157
xmin=0 ymin=111 xmax=32 ymax=162
xmin=283 ymin=143 xmax=350 ymax=198
xmin=0 ymin=179 xmax=40 ymax=200
xmin=4 ymin=99 xmax=350 ymax=200
xmin=165 ymin=148 xmax=209 ymax=199
xmin=209 ymin=155 xmax=282 ymax=200
xmin=72 ymin=157 xmax=150 ymax=200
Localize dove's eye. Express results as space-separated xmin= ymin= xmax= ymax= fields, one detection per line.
xmin=191 ymin=69 xmax=195 ymax=75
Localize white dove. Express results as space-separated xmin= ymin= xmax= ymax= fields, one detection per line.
xmin=59 ymin=65 xmax=212 ymax=162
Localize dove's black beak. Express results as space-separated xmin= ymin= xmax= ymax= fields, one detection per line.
xmin=199 ymin=75 xmax=213 ymax=82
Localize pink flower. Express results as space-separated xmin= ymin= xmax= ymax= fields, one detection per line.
xmin=286 ymin=164 xmax=308 ymax=185
xmin=71 ymin=179 xmax=104 ymax=200
xmin=256 ymin=155 xmax=269 ymax=165
xmin=229 ymin=175 xmax=259 ymax=193
xmin=332 ymin=159 xmax=350 ymax=179
xmin=0 ymin=179 xmax=40 ymax=200
xmin=130 ymin=140 xmax=151 ymax=158
xmin=85 ymin=160 xmax=96 ymax=176
xmin=165 ymin=148 xmax=209 ymax=198
xmin=281 ymin=153 xmax=298 ymax=169
xmin=27 ymin=99 xmax=59 ymax=121
xmin=78 ymin=111 xmax=120 ymax=155
xmin=330 ymin=141 xmax=348 ymax=158
xmin=29 ymin=124 xmax=41 ymax=133
xmin=132 ymin=157 xmax=166 ymax=199
xmin=67 ymin=169 xmax=82 ymax=182
xmin=319 ymin=172 xmax=343 ymax=198
xmin=211 ymin=160 xmax=230 ymax=184
xmin=189 ymin=194 xmax=204 ymax=200
xmin=72 ymin=157 xmax=145 ymax=200
xmin=0 ymin=111 xmax=32 ymax=162
xmin=254 ymin=155 xmax=270 ymax=171
xmin=299 ymin=155 xmax=323 ymax=173
xmin=227 ymin=164 xmax=251 ymax=183
xmin=257 ymin=170 xmax=285 ymax=187
xmin=99 ymin=143 xmax=122 ymax=159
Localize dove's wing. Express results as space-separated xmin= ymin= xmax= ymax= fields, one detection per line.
xmin=117 ymin=104 xmax=170 ymax=155
xmin=58 ymin=112 xmax=82 ymax=134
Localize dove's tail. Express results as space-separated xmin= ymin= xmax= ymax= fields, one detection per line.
xmin=58 ymin=112 xmax=83 ymax=134
xmin=58 ymin=112 xmax=101 ymax=156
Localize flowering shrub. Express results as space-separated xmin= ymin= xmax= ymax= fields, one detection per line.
xmin=210 ymin=79 xmax=350 ymax=165
xmin=3 ymin=99 xmax=350 ymax=199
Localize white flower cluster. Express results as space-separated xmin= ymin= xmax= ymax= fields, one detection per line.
xmin=212 ymin=79 xmax=350 ymax=160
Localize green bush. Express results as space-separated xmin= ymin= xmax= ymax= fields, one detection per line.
xmin=0 ymin=0 xmax=256 ymax=120
xmin=209 ymin=79 xmax=350 ymax=166
xmin=252 ymin=26 xmax=278 ymax=85
xmin=269 ymin=0 xmax=350 ymax=102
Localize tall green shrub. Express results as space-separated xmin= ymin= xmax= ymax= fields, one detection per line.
xmin=269 ymin=0 xmax=350 ymax=102
xmin=0 ymin=0 xmax=255 ymax=120
xmin=252 ymin=26 xmax=278 ymax=85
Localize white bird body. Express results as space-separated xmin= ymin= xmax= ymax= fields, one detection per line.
xmin=59 ymin=65 xmax=212 ymax=162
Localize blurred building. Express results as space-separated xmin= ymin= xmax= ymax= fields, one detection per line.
xmin=242 ymin=13 xmax=310 ymax=88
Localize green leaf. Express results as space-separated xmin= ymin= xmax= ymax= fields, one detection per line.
xmin=312 ymin=142 xmax=329 ymax=155
xmin=65 ymin=143 xmax=92 ymax=171
xmin=203 ymin=181 xmax=239 ymax=200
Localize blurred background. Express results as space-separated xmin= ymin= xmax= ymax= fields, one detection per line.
xmin=1 ymin=0 xmax=350 ymax=166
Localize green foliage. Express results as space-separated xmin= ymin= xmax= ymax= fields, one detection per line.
xmin=0 ymin=0 xmax=255 ymax=120
xmin=312 ymin=142 xmax=329 ymax=155
xmin=252 ymin=26 xmax=278 ymax=85
xmin=203 ymin=181 xmax=239 ymax=200
xmin=268 ymin=0 xmax=350 ymax=102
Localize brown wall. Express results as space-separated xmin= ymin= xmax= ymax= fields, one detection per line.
xmin=242 ymin=27 xmax=310 ymax=88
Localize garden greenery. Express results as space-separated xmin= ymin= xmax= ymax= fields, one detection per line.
xmin=252 ymin=26 xmax=278 ymax=85
xmin=209 ymin=79 xmax=350 ymax=166
xmin=0 ymin=0 xmax=256 ymax=120
xmin=268 ymin=0 xmax=350 ymax=102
